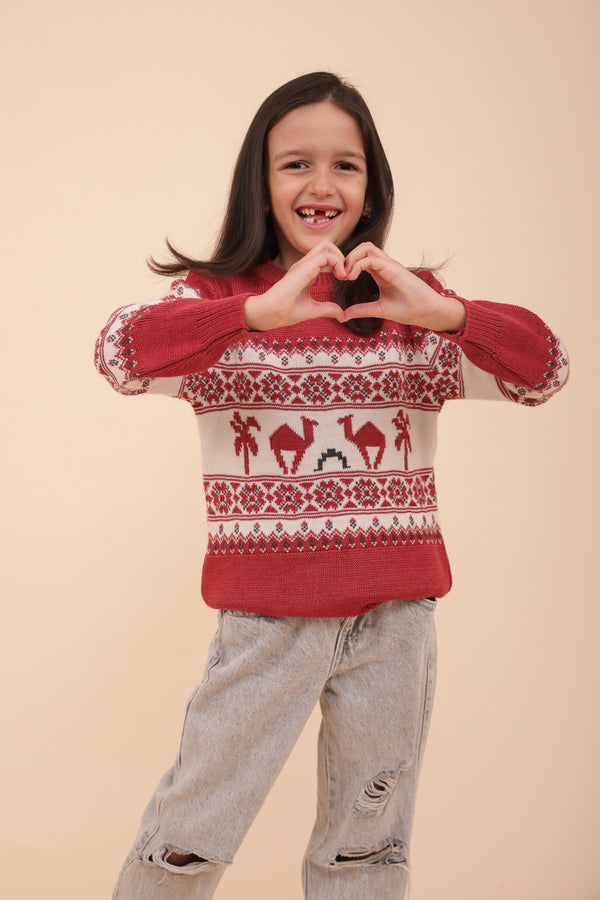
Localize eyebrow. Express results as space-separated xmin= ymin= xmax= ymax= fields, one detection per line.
xmin=272 ymin=149 xmax=366 ymax=162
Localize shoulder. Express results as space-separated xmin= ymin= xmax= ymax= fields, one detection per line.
xmin=185 ymin=268 xmax=220 ymax=299
xmin=186 ymin=260 xmax=281 ymax=299
xmin=414 ymin=268 xmax=444 ymax=292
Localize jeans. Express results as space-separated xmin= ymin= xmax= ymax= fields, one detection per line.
xmin=112 ymin=598 xmax=437 ymax=899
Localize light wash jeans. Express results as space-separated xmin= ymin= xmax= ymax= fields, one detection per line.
xmin=112 ymin=598 xmax=437 ymax=900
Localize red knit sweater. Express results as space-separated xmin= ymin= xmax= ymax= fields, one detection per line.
xmin=95 ymin=261 xmax=569 ymax=616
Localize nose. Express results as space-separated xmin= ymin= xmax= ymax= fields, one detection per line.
xmin=308 ymin=166 xmax=334 ymax=199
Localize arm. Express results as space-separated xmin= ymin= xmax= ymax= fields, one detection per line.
xmin=445 ymin=292 xmax=569 ymax=399
xmin=342 ymin=245 xmax=569 ymax=404
xmin=96 ymin=241 xmax=349 ymax=394
xmin=94 ymin=279 xmax=250 ymax=395
xmin=408 ymin=269 xmax=569 ymax=400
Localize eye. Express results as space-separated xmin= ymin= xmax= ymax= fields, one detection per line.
xmin=336 ymin=161 xmax=359 ymax=171
xmin=283 ymin=161 xmax=308 ymax=170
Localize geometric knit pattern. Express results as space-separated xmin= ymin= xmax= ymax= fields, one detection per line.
xmin=95 ymin=261 xmax=569 ymax=617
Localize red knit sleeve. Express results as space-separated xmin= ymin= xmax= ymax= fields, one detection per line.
xmin=95 ymin=279 xmax=250 ymax=394
xmin=124 ymin=292 xmax=249 ymax=378
xmin=449 ymin=298 xmax=565 ymax=389
xmin=418 ymin=272 xmax=569 ymax=402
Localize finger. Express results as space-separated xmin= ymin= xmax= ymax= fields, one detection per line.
xmin=344 ymin=241 xmax=382 ymax=266
xmin=306 ymin=240 xmax=346 ymax=265
xmin=314 ymin=243 xmax=348 ymax=279
xmin=294 ymin=299 xmax=345 ymax=324
xmin=294 ymin=243 xmax=347 ymax=283
xmin=313 ymin=301 xmax=346 ymax=323
xmin=346 ymin=249 xmax=402 ymax=285
xmin=342 ymin=301 xmax=384 ymax=321
xmin=344 ymin=253 xmax=376 ymax=282
xmin=317 ymin=248 xmax=347 ymax=280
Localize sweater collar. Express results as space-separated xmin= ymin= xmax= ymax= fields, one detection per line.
xmin=253 ymin=259 xmax=336 ymax=300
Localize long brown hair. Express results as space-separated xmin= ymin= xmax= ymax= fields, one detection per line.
xmin=149 ymin=72 xmax=396 ymax=334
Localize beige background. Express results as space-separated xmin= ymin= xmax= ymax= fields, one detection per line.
xmin=2 ymin=0 xmax=598 ymax=897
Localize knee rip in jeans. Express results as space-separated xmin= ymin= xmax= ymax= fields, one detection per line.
xmin=331 ymin=838 xmax=408 ymax=868
xmin=148 ymin=846 xmax=216 ymax=874
xmin=353 ymin=767 xmax=408 ymax=816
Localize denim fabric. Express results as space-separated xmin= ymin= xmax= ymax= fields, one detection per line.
xmin=112 ymin=598 xmax=437 ymax=900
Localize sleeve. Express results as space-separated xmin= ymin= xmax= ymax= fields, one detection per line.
xmin=420 ymin=273 xmax=569 ymax=406
xmin=94 ymin=278 xmax=251 ymax=397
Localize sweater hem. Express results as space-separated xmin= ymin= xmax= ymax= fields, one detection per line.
xmin=200 ymin=545 xmax=452 ymax=617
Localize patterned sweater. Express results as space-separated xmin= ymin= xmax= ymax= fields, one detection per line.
xmin=95 ymin=260 xmax=569 ymax=617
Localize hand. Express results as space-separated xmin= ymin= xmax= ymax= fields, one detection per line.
xmin=244 ymin=241 xmax=348 ymax=331
xmin=342 ymin=243 xmax=466 ymax=333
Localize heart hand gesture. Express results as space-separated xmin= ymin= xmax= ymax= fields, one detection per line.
xmin=244 ymin=240 xmax=465 ymax=334
xmin=342 ymin=243 xmax=465 ymax=333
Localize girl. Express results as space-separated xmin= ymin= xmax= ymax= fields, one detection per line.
xmin=96 ymin=72 xmax=569 ymax=899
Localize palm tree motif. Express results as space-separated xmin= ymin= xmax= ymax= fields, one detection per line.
xmin=231 ymin=412 xmax=261 ymax=474
xmin=337 ymin=415 xmax=386 ymax=469
xmin=270 ymin=417 xmax=319 ymax=474
xmin=392 ymin=409 xmax=412 ymax=470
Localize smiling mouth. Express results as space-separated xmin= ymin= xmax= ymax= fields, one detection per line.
xmin=296 ymin=207 xmax=341 ymax=225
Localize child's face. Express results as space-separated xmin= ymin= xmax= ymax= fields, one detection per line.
xmin=267 ymin=101 xmax=368 ymax=270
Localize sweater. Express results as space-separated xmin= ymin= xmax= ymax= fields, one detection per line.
xmin=95 ymin=261 xmax=569 ymax=617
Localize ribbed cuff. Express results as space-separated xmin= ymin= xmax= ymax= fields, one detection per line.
xmin=455 ymin=298 xmax=504 ymax=352
xmin=131 ymin=293 xmax=251 ymax=378
xmin=192 ymin=292 xmax=250 ymax=343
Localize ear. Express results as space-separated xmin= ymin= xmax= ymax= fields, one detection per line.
xmin=360 ymin=201 xmax=372 ymax=221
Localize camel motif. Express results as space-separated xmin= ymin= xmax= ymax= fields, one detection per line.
xmin=337 ymin=415 xmax=386 ymax=470
xmin=270 ymin=417 xmax=319 ymax=474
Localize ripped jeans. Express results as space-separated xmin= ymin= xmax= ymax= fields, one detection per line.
xmin=112 ymin=598 xmax=437 ymax=900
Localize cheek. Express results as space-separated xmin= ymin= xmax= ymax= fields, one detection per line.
xmin=348 ymin=178 xmax=367 ymax=205
xmin=269 ymin=184 xmax=294 ymax=215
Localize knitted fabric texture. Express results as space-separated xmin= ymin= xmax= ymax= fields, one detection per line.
xmin=95 ymin=261 xmax=569 ymax=616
